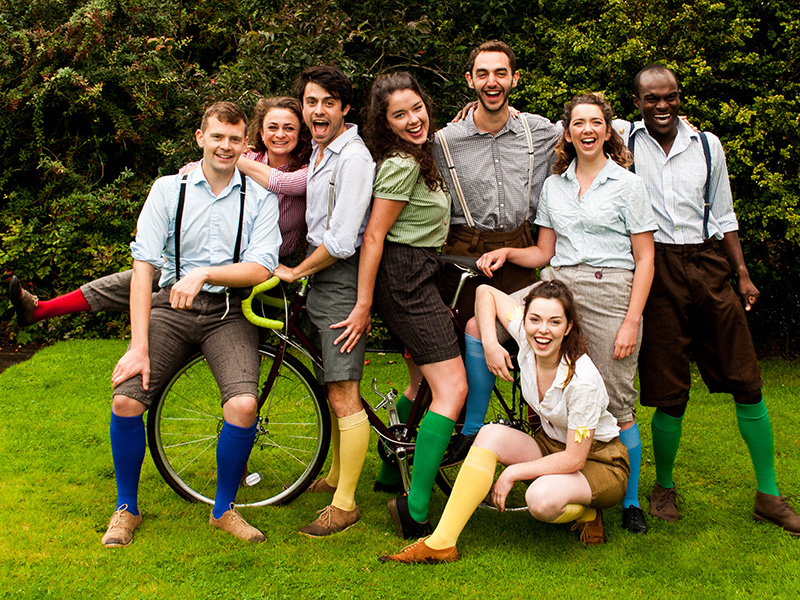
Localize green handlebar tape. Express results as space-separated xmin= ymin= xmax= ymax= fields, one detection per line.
xmin=241 ymin=276 xmax=285 ymax=330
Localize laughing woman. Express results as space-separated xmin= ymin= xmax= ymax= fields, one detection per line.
xmin=332 ymin=71 xmax=467 ymax=539
xmin=381 ymin=280 xmax=629 ymax=563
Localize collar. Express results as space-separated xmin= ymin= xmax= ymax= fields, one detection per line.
xmin=193 ymin=160 xmax=243 ymax=197
xmin=562 ymin=156 xmax=620 ymax=185
xmin=464 ymin=110 xmax=516 ymax=137
xmin=631 ymin=118 xmax=700 ymax=145
xmin=311 ymin=123 xmax=359 ymax=155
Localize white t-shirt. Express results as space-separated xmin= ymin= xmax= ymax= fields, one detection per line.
xmin=507 ymin=315 xmax=620 ymax=443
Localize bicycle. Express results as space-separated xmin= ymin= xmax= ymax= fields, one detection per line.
xmin=145 ymin=256 xmax=536 ymax=511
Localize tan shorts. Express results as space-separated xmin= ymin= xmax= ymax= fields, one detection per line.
xmin=534 ymin=431 xmax=630 ymax=509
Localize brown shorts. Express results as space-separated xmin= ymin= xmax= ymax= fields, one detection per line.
xmin=113 ymin=288 xmax=260 ymax=406
xmin=639 ymin=241 xmax=762 ymax=407
xmin=374 ymin=243 xmax=461 ymax=365
xmin=439 ymin=223 xmax=539 ymax=327
xmin=534 ymin=432 xmax=630 ymax=509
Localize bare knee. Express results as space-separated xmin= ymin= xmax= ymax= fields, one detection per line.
xmin=112 ymin=395 xmax=146 ymax=417
xmin=222 ymin=395 xmax=258 ymax=427
xmin=326 ymin=380 xmax=362 ymax=417
xmin=465 ymin=317 xmax=481 ymax=339
xmin=474 ymin=424 xmax=507 ymax=451
xmin=525 ymin=482 xmax=564 ymax=521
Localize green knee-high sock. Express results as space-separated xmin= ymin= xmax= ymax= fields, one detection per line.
xmin=376 ymin=394 xmax=414 ymax=486
xmin=408 ymin=411 xmax=456 ymax=523
xmin=651 ymin=409 xmax=683 ymax=489
xmin=735 ymin=399 xmax=780 ymax=496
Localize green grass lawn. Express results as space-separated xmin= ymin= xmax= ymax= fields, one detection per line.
xmin=1 ymin=340 xmax=798 ymax=599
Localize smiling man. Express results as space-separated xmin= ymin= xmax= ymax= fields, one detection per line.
xmin=627 ymin=64 xmax=800 ymax=536
xmin=102 ymin=102 xmax=281 ymax=548
xmin=273 ymin=65 xmax=375 ymax=537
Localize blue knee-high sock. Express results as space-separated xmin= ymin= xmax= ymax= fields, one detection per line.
xmin=110 ymin=411 xmax=146 ymax=516
xmin=461 ymin=334 xmax=496 ymax=436
xmin=618 ymin=422 xmax=642 ymax=509
xmin=213 ymin=421 xmax=257 ymax=519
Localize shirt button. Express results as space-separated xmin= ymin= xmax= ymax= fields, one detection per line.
xmin=498 ymin=182 xmax=503 ymax=185
xmin=500 ymin=204 xmax=504 ymax=208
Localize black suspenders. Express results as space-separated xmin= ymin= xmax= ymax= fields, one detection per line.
xmin=174 ymin=174 xmax=247 ymax=281
xmin=627 ymin=123 xmax=713 ymax=240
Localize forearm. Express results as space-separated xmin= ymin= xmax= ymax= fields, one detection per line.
xmin=507 ymin=227 xmax=555 ymax=269
xmin=353 ymin=233 xmax=383 ymax=310
xmin=236 ymin=156 xmax=272 ymax=188
xmin=285 ymin=244 xmax=338 ymax=280
xmin=719 ymin=231 xmax=750 ymax=278
xmin=129 ymin=261 xmax=155 ymax=352
xmin=192 ymin=262 xmax=272 ymax=288
xmin=504 ymin=441 xmax=590 ymax=482
xmin=624 ymin=233 xmax=655 ymax=325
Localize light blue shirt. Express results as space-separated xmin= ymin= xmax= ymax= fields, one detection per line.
xmin=305 ymin=124 xmax=375 ymax=258
xmin=535 ymin=157 xmax=656 ymax=270
xmin=622 ymin=119 xmax=738 ymax=244
xmin=130 ymin=163 xmax=281 ymax=293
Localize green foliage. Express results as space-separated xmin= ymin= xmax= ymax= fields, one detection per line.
xmin=1 ymin=0 xmax=799 ymax=351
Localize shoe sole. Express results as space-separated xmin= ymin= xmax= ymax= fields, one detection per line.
xmin=102 ymin=538 xmax=133 ymax=548
xmin=753 ymin=513 xmax=800 ymax=536
xmin=387 ymin=499 xmax=406 ymax=539
xmin=297 ymin=520 xmax=358 ymax=538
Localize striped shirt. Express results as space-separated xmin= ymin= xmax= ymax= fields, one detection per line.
xmin=432 ymin=112 xmax=560 ymax=232
xmin=620 ymin=119 xmax=738 ymax=244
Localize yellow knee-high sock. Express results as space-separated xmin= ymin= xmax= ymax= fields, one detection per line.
xmin=426 ymin=446 xmax=497 ymax=550
xmin=324 ymin=410 xmax=341 ymax=487
xmin=331 ymin=410 xmax=369 ymax=512
xmin=547 ymin=504 xmax=596 ymax=524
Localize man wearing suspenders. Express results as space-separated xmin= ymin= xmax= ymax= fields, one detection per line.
xmin=626 ymin=64 xmax=799 ymax=535
xmin=274 ymin=66 xmax=376 ymax=537
xmin=103 ymin=102 xmax=281 ymax=547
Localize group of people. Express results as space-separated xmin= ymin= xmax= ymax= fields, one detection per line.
xmin=8 ymin=40 xmax=799 ymax=560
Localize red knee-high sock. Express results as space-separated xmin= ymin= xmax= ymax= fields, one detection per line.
xmin=32 ymin=289 xmax=91 ymax=321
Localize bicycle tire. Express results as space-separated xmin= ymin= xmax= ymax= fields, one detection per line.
xmin=147 ymin=345 xmax=330 ymax=507
xmin=435 ymin=381 xmax=531 ymax=512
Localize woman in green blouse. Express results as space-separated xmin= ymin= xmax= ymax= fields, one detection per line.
xmin=334 ymin=72 xmax=467 ymax=540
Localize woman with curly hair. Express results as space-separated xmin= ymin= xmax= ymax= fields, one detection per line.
xmin=332 ymin=71 xmax=467 ymax=540
xmin=449 ymin=92 xmax=657 ymax=538
xmin=381 ymin=279 xmax=630 ymax=562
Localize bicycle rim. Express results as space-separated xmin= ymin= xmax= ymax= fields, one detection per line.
xmin=147 ymin=346 xmax=330 ymax=507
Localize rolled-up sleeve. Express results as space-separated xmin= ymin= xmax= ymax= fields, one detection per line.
xmin=130 ymin=176 xmax=172 ymax=270
xmin=241 ymin=185 xmax=282 ymax=272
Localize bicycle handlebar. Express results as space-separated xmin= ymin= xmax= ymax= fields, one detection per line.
xmin=241 ymin=276 xmax=285 ymax=330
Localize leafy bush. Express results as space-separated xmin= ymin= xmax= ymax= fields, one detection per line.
xmin=2 ymin=0 xmax=798 ymax=353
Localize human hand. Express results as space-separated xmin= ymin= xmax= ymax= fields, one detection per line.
xmin=178 ymin=161 xmax=200 ymax=175
xmin=739 ymin=276 xmax=760 ymax=311
xmin=679 ymin=115 xmax=698 ymax=133
xmin=450 ymin=101 xmax=478 ymax=123
xmin=274 ymin=264 xmax=298 ymax=283
xmin=331 ymin=304 xmax=372 ymax=353
xmin=169 ymin=269 xmax=206 ymax=309
xmin=613 ymin=319 xmax=639 ymax=359
xmin=476 ymin=248 xmax=511 ymax=277
xmin=491 ymin=468 xmax=517 ymax=512
xmin=484 ymin=341 xmax=514 ymax=382
xmin=112 ymin=348 xmax=150 ymax=390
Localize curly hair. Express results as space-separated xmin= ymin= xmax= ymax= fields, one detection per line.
xmin=522 ymin=279 xmax=588 ymax=386
xmin=247 ymin=97 xmax=312 ymax=172
xmin=363 ymin=71 xmax=444 ymax=192
xmin=552 ymin=93 xmax=632 ymax=175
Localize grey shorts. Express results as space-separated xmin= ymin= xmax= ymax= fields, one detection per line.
xmin=502 ymin=266 xmax=641 ymax=423
xmin=306 ymin=250 xmax=366 ymax=384
xmin=81 ymin=269 xmax=161 ymax=313
xmin=113 ymin=288 xmax=260 ymax=406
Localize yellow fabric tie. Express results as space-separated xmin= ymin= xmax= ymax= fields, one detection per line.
xmin=573 ymin=427 xmax=590 ymax=444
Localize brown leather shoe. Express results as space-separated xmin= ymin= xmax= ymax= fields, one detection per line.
xmin=306 ymin=477 xmax=337 ymax=494
xmin=572 ymin=510 xmax=605 ymax=545
xmin=753 ymin=491 xmax=800 ymax=536
xmin=209 ymin=504 xmax=265 ymax=543
xmin=8 ymin=276 xmax=39 ymax=327
xmin=378 ymin=537 xmax=459 ymax=564
xmin=101 ymin=505 xmax=142 ymax=548
xmin=649 ymin=482 xmax=681 ymax=522
xmin=299 ymin=504 xmax=360 ymax=537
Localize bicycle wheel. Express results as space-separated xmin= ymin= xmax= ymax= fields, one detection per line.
xmin=435 ymin=380 xmax=532 ymax=512
xmin=147 ymin=345 xmax=330 ymax=507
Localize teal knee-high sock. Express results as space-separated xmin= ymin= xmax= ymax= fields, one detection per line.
xmin=735 ymin=399 xmax=780 ymax=496
xmin=408 ymin=411 xmax=455 ymax=523
xmin=619 ymin=422 xmax=642 ymax=508
xmin=376 ymin=394 xmax=414 ymax=486
xmin=461 ymin=334 xmax=495 ymax=436
xmin=651 ymin=409 xmax=683 ymax=489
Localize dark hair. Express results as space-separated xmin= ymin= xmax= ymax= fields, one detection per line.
xmin=248 ymin=96 xmax=312 ymax=172
xmin=364 ymin=71 xmax=444 ymax=192
xmin=201 ymin=101 xmax=247 ymax=132
xmin=293 ymin=65 xmax=353 ymax=109
xmin=467 ymin=40 xmax=517 ymax=75
xmin=553 ymin=93 xmax=632 ymax=174
xmin=522 ymin=279 xmax=587 ymax=386
xmin=633 ymin=64 xmax=679 ymax=97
